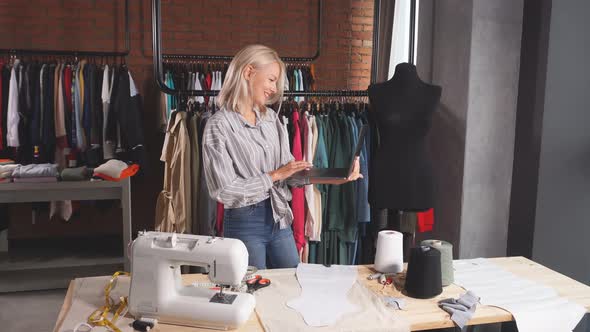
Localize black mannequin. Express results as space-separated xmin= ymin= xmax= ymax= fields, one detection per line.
xmin=367 ymin=62 xmax=441 ymax=211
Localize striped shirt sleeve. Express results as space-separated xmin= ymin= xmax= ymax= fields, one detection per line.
xmin=202 ymin=119 xmax=274 ymax=206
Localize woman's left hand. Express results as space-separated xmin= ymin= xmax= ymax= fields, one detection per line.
xmin=310 ymin=157 xmax=363 ymax=185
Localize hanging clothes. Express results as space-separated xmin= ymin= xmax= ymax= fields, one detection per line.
xmin=0 ymin=61 xmax=3 ymax=150
xmin=7 ymin=59 xmax=20 ymax=147
xmin=0 ymin=58 xmax=144 ymax=168
xmin=156 ymin=111 xmax=191 ymax=233
xmin=290 ymin=110 xmax=305 ymax=255
xmin=1 ymin=63 xmax=9 ymax=153
xmin=281 ymin=101 xmax=371 ymax=266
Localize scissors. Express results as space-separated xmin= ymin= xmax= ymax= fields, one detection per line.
xmin=246 ymin=275 xmax=271 ymax=293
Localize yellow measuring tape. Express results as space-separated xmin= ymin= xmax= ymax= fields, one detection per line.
xmin=87 ymin=271 xmax=130 ymax=332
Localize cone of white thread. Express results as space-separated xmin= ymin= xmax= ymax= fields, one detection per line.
xmin=374 ymin=230 xmax=404 ymax=273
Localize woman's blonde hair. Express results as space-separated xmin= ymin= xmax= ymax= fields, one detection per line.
xmin=216 ymin=44 xmax=286 ymax=113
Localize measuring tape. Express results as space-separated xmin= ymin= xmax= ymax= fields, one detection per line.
xmin=86 ymin=271 xmax=130 ymax=332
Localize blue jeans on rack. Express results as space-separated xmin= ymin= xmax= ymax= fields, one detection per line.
xmin=224 ymin=199 xmax=299 ymax=270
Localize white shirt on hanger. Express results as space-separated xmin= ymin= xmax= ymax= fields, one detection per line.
xmin=194 ymin=72 xmax=205 ymax=104
xmin=298 ymin=68 xmax=305 ymax=102
xmin=7 ymin=59 xmax=21 ymax=147
xmin=129 ymin=71 xmax=138 ymax=97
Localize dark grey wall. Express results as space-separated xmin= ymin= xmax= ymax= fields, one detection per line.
xmin=532 ymin=0 xmax=590 ymax=286
xmin=423 ymin=0 xmax=472 ymax=257
xmin=459 ymin=0 xmax=523 ymax=258
xmin=421 ymin=0 xmax=523 ymax=258
xmin=508 ymin=0 xmax=551 ymax=258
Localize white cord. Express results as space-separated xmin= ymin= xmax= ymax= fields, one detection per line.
xmin=73 ymin=322 xmax=93 ymax=332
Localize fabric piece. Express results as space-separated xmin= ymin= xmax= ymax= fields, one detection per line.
xmin=57 ymin=276 xmax=133 ymax=332
xmin=186 ymin=113 xmax=200 ymax=235
xmin=311 ymin=116 xmax=328 ymax=242
xmin=399 ymin=211 xmax=418 ymax=233
xmin=309 ymin=116 xmax=322 ymax=241
xmin=93 ymin=159 xmax=139 ymax=181
xmin=255 ymin=267 xmax=409 ymax=332
xmin=0 ymin=62 xmax=3 ymax=149
xmin=304 ymin=114 xmax=317 ymax=241
xmin=198 ymin=111 xmax=217 ymax=236
xmin=55 ymin=62 xmax=67 ymax=147
xmin=438 ymin=291 xmax=479 ymax=329
xmin=417 ymin=208 xmax=434 ymax=232
xmin=355 ymin=116 xmax=370 ymax=224
xmin=61 ymin=166 xmax=91 ymax=181
xmin=63 ymin=65 xmax=73 ymax=148
xmin=155 ymin=111 xmax=191 ymax=233
xmin=76 ymin=60 xmax=87 ymax=151
xmin=290 ymin=111 xmax=305 ymax=253
xmin=12 ymin=163 xmax=58 ymax=178
xmin=102 ymin=65 xmax=116 ymax=159
xmin=7 ymin=59 xmax=20 ymax=147
xmin=216 ymin=202 xmax=224 ymax=236
xmin=193 ymin=72 xmax=205 ymax=104
xmin=453 ymin=258 xmax=587 ymax=332
xmin=287 ymin=264 xmax=360 ymax=327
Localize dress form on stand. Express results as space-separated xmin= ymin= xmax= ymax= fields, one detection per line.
xmin=367 ymin=62 xmax=442 ymax=261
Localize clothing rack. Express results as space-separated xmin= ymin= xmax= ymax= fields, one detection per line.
xmin=161 ymin=0 xmax=322 ymax=63
xmin=0 ymin=0 xmax=130 ymax=59
xmin=151 ymin=0 xmax=372 ymax=98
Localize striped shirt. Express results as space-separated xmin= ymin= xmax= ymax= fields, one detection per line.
xmin=202 ymin=107 xmax=305 ymax=228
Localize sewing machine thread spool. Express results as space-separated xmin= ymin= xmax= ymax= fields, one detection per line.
xmin=421 ymin=239 xmax=454 ymax=286
xmin=404 ymin=246 xmax=443 ymax=298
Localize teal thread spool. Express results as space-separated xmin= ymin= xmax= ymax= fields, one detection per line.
xmin=421 ymin=239 xmax=454 ymax=286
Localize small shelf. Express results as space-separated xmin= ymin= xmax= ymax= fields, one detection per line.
xmin=0 ymin=248 xmax=124 ymax=272
xmin=0 ymin=178 xmax=132 ymax=292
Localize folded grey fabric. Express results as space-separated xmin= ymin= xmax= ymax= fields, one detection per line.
xmin=13 ymin=177 xmax=58 ymax=183
xmin=61 ymin=167 xmax=91 ymax=181
xmin=438 ymin=290 xmax=480 ymax=329
xmin=12 ymin=164 xmax=59 ymax=178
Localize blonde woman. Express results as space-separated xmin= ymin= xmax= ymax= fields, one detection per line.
xmin=202 ymin=45 xmax=361 ymax=269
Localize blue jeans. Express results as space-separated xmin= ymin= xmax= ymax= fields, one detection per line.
xmin=224 ymin=199 xmax=299 ymax=270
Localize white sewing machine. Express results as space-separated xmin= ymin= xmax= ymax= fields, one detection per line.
xmin=128 ymin=231 xmax=255 ymax=330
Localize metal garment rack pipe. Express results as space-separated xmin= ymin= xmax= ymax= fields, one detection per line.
xmin=370 ymin=0 xmax=381 ymax=84
xmin=0 ymin=0 xmax=130 ymax=58
xmin=408 ymin=0 xmax=416 ymax=65
xmin=162 ymin=0 xmax=323 ymax=63
xmin=152 ymin=0 xmax=369 ymax=97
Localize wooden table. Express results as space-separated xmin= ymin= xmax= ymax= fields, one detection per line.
xmin=53 ymin=257 xmax=590 ymax=331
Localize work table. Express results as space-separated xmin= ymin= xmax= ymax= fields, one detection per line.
xmin=53 ymin=256 xmax=590 ymax=331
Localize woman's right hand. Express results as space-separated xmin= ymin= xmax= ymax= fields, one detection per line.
xmin=269 ymin=161 xmax=313 ymax=182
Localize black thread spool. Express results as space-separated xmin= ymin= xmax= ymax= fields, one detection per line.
xmin=404 ymin=246 xmax=443 ymax=299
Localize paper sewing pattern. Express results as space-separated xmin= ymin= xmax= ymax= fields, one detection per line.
xmin=453 ymin=258 xmax=586 ymax=332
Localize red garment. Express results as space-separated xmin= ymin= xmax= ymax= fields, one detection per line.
xmin=300 ymin=113 xmax=309 ymax=242
xmin=216 ymin=202 xmax=224 ymax=236
xmin=417 ymin=208 xmax=434 ymax=232
xmin=204 ymin=72 xmax=212 ymax=106
xmin=290 ymin=111 xmax=305 ymax=253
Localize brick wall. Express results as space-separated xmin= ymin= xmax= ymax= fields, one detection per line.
xmin=0 ymin=0 xmax=374 ymax=236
